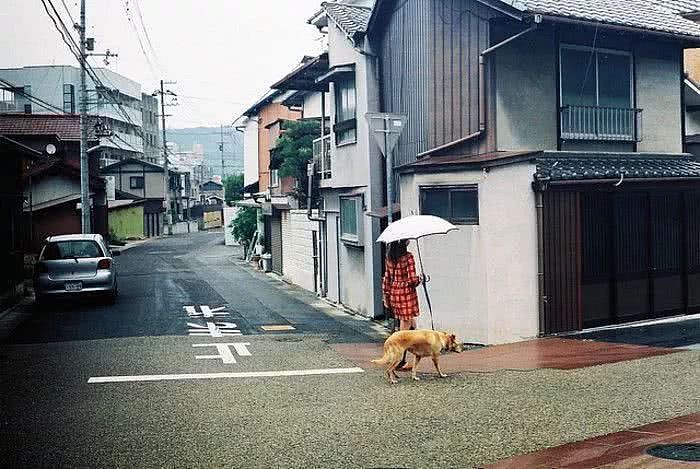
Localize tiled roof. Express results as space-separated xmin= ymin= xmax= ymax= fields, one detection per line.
xmin=644 ymin=0 xmax=700 ymax=15
xmin=502 ymin=0 xmax=700 ymax=38
xmin=322 ymin=2 xmax=372 ymax=38
xmin=0 ymin=114 xmax=82 ymax=140
xmin=535 ymin=152 xmax=700 ymax=182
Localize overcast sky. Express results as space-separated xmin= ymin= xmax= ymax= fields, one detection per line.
xmin=2 ymin=0 xmax=324 ymax=128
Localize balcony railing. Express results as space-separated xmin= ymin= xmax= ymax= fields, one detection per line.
xmin=560 ymin=105 xmax=642 ymax=142
xmin=312 ymin=134 xmax=331 ymax=180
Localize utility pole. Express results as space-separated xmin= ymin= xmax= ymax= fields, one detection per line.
xmin=218 ymin=124 xmax=225 ymax=181
xmin=154 ymin=80 xmax=177 ymax=235
xmin=79 ymin=0 xmax=90 ymax=233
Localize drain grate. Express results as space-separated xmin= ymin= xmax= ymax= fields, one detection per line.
xmin=646 ymin=444 xmax=700 ymax=462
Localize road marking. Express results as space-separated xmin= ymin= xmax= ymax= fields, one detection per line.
xmin=184 ymin=305 xmax=228 ymax=318
xmin=261 ymin=325 xmax=296 ymax=331
xmin=187 ymin=321 xmax=242 ymax=337
xmin=87 ymin=367 xmax=365 ymax=384
xmin=192 ymin=343 xmax=252 ymax=364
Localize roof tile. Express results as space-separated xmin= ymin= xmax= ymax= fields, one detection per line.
xmin=504 ymin=0 xmax=700 ymax=38
xmin=322 ymin=2 xmax=372 ymax=38
xmin=0 ymin=114 xmax=88 ymax=140
xmin=536 ymin=152 xmax=700 ymax=181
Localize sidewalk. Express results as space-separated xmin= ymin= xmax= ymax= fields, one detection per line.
xmin=487 ymin=413 xmax=700 ymax=467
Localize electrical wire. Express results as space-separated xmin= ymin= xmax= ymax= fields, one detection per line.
xmin=0 ymin=77 xmax=67 ymax=115
xmin=122 ymin=0 xmax=159 ymax=78
xmin=132 ymin=0 xmax=162 ymax=70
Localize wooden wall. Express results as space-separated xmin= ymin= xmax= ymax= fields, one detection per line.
xmin=372 ymin=0 xmax=500 ymax=168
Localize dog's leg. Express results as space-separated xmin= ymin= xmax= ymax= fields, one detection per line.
xmin=411 ymin=355 xmax=422 ymax=381
xmin=432 ymin=354 xmax=447 ymax=378
xmin=387 ymin=358 xmax=403 ymax=384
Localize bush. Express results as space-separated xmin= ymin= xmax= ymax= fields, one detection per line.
xmin=231 ymin=207 xmax=257 ymax=253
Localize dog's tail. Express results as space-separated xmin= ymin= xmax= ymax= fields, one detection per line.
xmin=370 ymin=353 xmax=390 ymax=365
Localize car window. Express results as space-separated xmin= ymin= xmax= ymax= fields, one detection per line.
xmin=41 ymin=241 xmax=104 ymax=260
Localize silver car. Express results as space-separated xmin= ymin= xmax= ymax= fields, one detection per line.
xmin=34 ymin=234 xmax=120 ymax=304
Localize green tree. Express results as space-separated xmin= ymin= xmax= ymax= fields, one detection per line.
xmin=231 ymin=207 xmax=258 ymax=255
xmin=269 ymin=119 xmax=320 ymax=206
xmin=223 ymin=173 xmax=244 ymax=205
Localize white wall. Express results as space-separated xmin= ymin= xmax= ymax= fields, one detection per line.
xmin=319 ymin=22 xmax=385 ymax=318
xmin=399 ymin=162 xmax=539 ymax=345
xmin=242 ymin=117 xmax=259 ymax=188
xmin=302 ymin=92 xmax=330 ymax=119
xmin=281 ymin=210 xmax=318 ymax=293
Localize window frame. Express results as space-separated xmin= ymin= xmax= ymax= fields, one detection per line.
xmin=129 ymin=176 xmax=145 ymax=189
xmin=339 ymin=196 xmax=362 ymax=244
xmin=419 ymin=185 xmax=479 ymax=225
xmin=63 ymin=84 xmax=75 ymax=114
xmin=269 ymin=169 xmax=279 ymax=188
xmin=333 ymin=73 xmax=357 ymax=146
xmin=559 ymin=44 xmax=634 ymax=109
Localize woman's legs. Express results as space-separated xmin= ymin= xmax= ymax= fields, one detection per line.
xmin=399 ymin=318 xmax=412 ymax=330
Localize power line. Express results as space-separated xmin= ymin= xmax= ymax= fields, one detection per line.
xmin=122 ymin=0 xmax=158 ymax=78
xmin=60 ymin=0 xmax=76 ymax=27
xmin=131 ymin=0 xmax=162 ymax=70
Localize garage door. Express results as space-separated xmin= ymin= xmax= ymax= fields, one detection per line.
xmin=544 ymin=188 xmax=698 ymax=333
xmin=270 ymin=214 xmax=283 ymax=275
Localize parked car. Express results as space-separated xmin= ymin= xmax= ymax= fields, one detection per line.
xmin=34 ymin=234 xmax=120 ymax=305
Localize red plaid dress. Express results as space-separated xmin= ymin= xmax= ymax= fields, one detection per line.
xmin=382 ymin=253 xmax=421 ymax=320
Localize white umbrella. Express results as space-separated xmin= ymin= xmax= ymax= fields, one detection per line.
xmin=376 ymin=215 xmax=458 ymax=330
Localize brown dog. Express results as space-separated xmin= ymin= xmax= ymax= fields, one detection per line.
xmin=371 ymin=330 xmax=463 ymax=383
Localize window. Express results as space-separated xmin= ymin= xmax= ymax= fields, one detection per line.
xmin=560 ymin=45 xmax=632 ymax=108
xmin=130 ymin=176 xmax=144 ymax=189
xmin=340 ymin=196 xmax=362 ymax=244
xmin=560 ymin=45 xmax=637 ymax=140
xmin=0 ymin=88 xmax=17 ymax=111
xmin=41 ymin=241 xmax=103 ymax=260
xmin=269 ymin=169 xmax=279 ymax=188
xmin=63 ymin=84 xmax=75 ymax=114
xmin=420 ymin=186 xmax=479 ymax=225
xmin=334 ymin=75 xmax=356 ymax=145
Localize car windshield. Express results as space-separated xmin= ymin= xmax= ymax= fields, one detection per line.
xmin=41 ymin=241 xmax=103 ymax=260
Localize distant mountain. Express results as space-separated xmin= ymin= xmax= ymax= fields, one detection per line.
xmin=167 ymin=127 xmax=243 ymax=178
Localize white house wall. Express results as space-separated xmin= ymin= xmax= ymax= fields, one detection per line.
xmin=243 ymin=118 xmax=259 ymax=188
xmin=399 ymin=162 xmax=539 ymax=345
xmin=320 ymin=22 xmax=384 ymax=318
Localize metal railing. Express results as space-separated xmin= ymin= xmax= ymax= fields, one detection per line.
xmin=312 ymin=134 xmax=331 ymax=180
xmin=560 ymin=105 xmax=642 ymax=142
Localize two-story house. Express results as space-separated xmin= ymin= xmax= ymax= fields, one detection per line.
xmin=363 ymin=0 xmax=700 ymax=344
xmin=308 ymin=1 xmax=387 ymax=318
xmin=101 ymin=158 xmax=188 ymax=237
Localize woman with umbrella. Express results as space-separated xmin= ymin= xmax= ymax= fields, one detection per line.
xmin=382 ymin=239 xmax=423 ymax=333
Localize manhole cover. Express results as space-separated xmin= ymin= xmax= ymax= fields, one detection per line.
xmin=646 ymin=444 xmax=700 ymax=462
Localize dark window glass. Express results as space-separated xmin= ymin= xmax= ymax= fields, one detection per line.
xmin=335 ymin=75 xmax=357 ymax=145
xmin=41 ymin=241 xmax=103 ymax=260
xmin=340 ymin=197 xmax=359 ymax=238
xmin=561 ymin=48 xmax=597 ymax=106
xmin=130 ymin=176 xmax=144 ymax=189
xmin=597 ymin=52 xmax=631 ymax=108
xmin=421 ymin=186 xmax=478 ymax=225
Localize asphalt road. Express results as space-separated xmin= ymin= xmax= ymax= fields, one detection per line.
xmin=1 ymin=231 xmax=698 ymax=468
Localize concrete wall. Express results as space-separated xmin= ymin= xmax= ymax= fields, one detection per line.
xmin=281 ymin=210 xmax=318 ymax=293
xmin=493 ymin=27 xmax=684 ymax=153
xmin=495 ymin=26 xmax=558 ymax=152
xmin=171 ymin=220 xmax=199 ymax=234
xmin=636 ymin=41 xmax=683 ymax=153
xmin=398 ymin=162 xmax=539 ymax=345
xmin=109 ymin=205 xmax=144 ymax=240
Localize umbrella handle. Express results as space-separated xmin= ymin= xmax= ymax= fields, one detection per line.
xmin=415 ymin=241 xmax=435 ymax=331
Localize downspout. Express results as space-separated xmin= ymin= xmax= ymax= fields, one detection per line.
xmin=534 ymin=182 xmax=546 ymax=336
xmin=307 ymin=90 xmax=328 ymax=297
xmin=479 ymin=18 xmax=541 ymax=131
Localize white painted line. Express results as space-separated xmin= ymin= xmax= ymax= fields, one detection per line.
xmin=192 ymin=343 xmax=252 ymax=364
xmin=87 ymin=367 xmax=365 ymax=384
xmin=184 ymin=305 xmax=228 ymax=318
